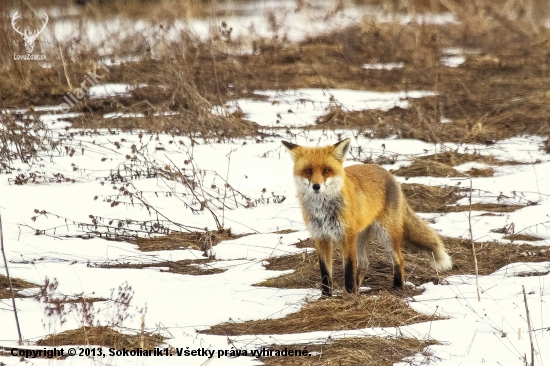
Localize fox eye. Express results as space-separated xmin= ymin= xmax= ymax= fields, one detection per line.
xmin=323 ymin=168 xmax=331 ymax=175
xmin=304 ymin=168 xmax=312 ymax=175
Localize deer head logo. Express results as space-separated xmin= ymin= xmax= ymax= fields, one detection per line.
xmin=11 ymin=11 xmax=49 ymax=54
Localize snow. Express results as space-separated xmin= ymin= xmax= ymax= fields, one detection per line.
xmin=225 ymin=89 xmax=434 ymax=127
xmin=1 ymin=85 xmax=550 ymax=365
xmin=441 ymin=55 xmax=465 ymax=67
xmin=363 ymin=62 xmax=405 ymax=70
xmin=88 ymin=83 xmax=137 ymax=99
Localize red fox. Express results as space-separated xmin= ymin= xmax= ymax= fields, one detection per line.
xmin=282 ymin=138 xmax=452 ymax=296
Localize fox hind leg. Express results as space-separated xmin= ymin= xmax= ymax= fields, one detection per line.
xmin=373 ymin=223 xmax=405 ymax=287
xmin=315 ymin=239 xmax=333 ymax=296
xmin=356 ymin=225 xmax=375 ymax=290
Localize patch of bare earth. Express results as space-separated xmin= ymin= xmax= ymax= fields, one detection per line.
xmin=0 ymin=274 xmax=36 ymax=299
xmin=204 ymin=290 xmax=441 ymax=336
xmin=36 ymin=326 xmax=165 ymax=349
xmin=259 ymin=337 xmax=437 ymax=366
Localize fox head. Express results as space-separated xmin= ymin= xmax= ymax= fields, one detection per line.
xmin=281 ymin=138 xmax=351 ymax=196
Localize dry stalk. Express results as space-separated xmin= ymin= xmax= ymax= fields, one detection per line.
xmin=0 ymin=214 xmax=23 ymax=345
xmin=140 ymin=314 xmax=145 ymax=349
xmin=468 ymin=179 xmax=481 ymax=302
xmin=522 ymin=285 xmax=535 ymax=366
xmin=57 ymin=40 xmax=73 ymax=90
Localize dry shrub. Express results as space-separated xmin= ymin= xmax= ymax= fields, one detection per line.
xmin=36 ymin=326 xmax=165 ymax=349
xmin=0 ymin=274 xmax=36 ymax=299
xmin=260 ymin=336 xmax=437 ymax=366
xmin=0 ymin=113 xmax=60 ymax=173
xmin=204 ymin=290 xmax=440 ymax=336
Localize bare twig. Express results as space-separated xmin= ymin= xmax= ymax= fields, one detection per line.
xmin=0 ymin=214 xmax=23 ymax=345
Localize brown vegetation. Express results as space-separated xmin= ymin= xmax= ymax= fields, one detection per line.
xmin=1 ymin=1 xmax=550 ymax=143
xmin=37 ymin=326 xmax=165 ymax=349
xmin=134 ymin=228 xmax=247 ymax=252
xmin=256 ymin=236 xmax=549 ymax=291
xmin=259 ymin=336 xmax=437 ymax=366
xmin=204 ymin=290 xmax=441 ymax=336
xmin=100 ymin=258 xmax=226 ymax=275
xmin=0 ymin=274 xmax=36 ymax=299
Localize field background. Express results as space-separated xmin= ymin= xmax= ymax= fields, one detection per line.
xmin=1 ymin=1 xmax=550 ymax=365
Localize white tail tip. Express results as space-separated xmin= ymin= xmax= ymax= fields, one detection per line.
xmin=434 ymin=251 xmax=452 ymax=271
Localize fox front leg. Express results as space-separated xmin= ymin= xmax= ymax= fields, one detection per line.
xmin=342 ymin=234 xmax=358 ymax=294
xmin=314 ymin=238 xmax=333 ymax=296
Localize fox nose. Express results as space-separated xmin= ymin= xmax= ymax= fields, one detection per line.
xmin=312 ymin=183 xmax=321 ymax=192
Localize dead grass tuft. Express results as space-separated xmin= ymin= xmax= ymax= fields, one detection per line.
xmin=401 ymin=183 xmax=524 ymax=213
xmin=0 ymin=274 xmax=36 ymax=299
xmin=502 ymin=233 xmax=543 ymax=242
xmin=392 ymin=160 xmax=465 ymax=178
xmin=204 ymin=290 xmax=440 ymax=336
xmin=259 ymin=336 xmax=437 ymax=366
xmin=256 ymin=237 xmax=550 ymax=292
xmin=401 ymin=183 xmax=463 ymax=213
xmin=36 ymin=326 xmax=165 ymax=349
xmin=135 ymin=228 xmax=248 ymax=252
xmin=392 ymin=152 xmax=524 ymax=179
xmin=100 ymin=258 xmax=226 ymax=276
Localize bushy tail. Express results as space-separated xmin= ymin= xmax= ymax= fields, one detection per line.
xmin=402 ymin=204 xmax=452 ymax=271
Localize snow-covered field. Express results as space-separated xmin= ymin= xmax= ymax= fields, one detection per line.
xmin=1 ymin=84 xmax=550 ymax=365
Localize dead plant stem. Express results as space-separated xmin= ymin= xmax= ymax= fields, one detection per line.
xmin=57 ymin=40 xmax=73 ymax=90
xmin=0 ymin=214 xmax=23 ymax=345
xmin=522 ymin=285 xmax=535 ymax=366
xmin=468 ymin=179 xmax=481 ymax=302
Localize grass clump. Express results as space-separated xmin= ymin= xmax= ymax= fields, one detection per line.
xmin=36 ymin=326 xmax=165 ymax=349
xmin=0 ymin=274 xmax=36 ymax=299
xmin=204 ymin=290 xmax=440 ymax=336
xmin=259 ymin=336 xmax=437 ymax=366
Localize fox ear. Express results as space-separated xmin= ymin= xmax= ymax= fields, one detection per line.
xmin=331 ymin=138 xmax=351 ymax=161
xmin=281 ymin=141 xmax=301 ymax=162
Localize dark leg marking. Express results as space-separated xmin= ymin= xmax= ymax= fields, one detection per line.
xmin=344 ymin=260 xmax=356 ymax=294
xmin=319 ymin=260 xmax=332 ymax=296
xmin=393 ymin=264 xmax=403 ymax=287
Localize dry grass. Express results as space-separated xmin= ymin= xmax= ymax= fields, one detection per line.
xmin=392 ymin=152 xmax=526 ymax=178
xmin=401 ymin=183 xmax=463 ymax=212
xmin=0 ymin=274 xmax=36 ymax=299
xmin=2 ymin=3 xmax=550 ymax=143
xmin=204 ymin=290 xmax=441 ymax=336
xmin=259 ymin=336 xmax=437 ymax=366
xmin=100 ymin=258 xmax=226 ymax=275
xmin=135 ymin=228 xmax=248 ymax=252
xmin=256 ymin=236 xmax=550 ymax=292
xmin=393 ymin=160 xmax=465 ymax=178
xmin=401 ymin=182 xmax=525 ymax=213
xmin=502 ymin=233 xmax=543 ymax=242
xmin=36 ymin=326 xmax=165 ymax=349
